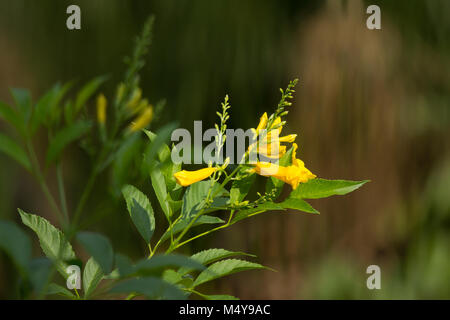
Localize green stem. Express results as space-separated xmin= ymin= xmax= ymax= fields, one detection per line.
xmin=172 ymin=210 xmax=235 ymax=251
xmin=71 ymin=170 xmax=98 ymax=229
xmin=26 ymin=141 xmax=65 ymax=226
xmin=56 ymin=162 xmax=70 ymax=224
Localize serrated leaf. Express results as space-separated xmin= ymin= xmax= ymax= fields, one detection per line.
xmin=45 ymin=121 xmax=92 ymax=166
xmin=181 ymin=180 xmax=228 ymax=221
xmin=19 ymin=209 xmax=76 ymax=277
xmin=230 ymin=168 xmax=255 ymax=204
xmin=159 ymin=215 xmax=225 ymax=243
xmin=130 ymin=199 xmax=153 ymax=244
xmin=289 ymin=178 xmax=369 ymax=199
xmin=83 ymin=257 xmax=103 ymax=298
xmin=194 ymin=292 xmax=239 ymax=300
xmin=231 ymin=202 xmax=285 ymax=224
xmin=279 ymin=198 xmax=319 ymax=214
xmin=47 ymin=283 xmax=77 ymax=299
xmin=0 ymin=220 xmax=32 ymax=273
xmin=76 ymin=232 xmax=114 ymax=274
xmin=151 ymin=168 xmax=172 ymax=220
xmin=130 ymin=254 xmax=205 ymax=278
xmin=178 ymin=248 xmax=255 ymax=276
xmin=110 ymin=277 xmax=186 ymax=300
xmin=0 ymin=133 xmax=31 ymax=171
xmin=122 ymin=185 xmax=155 ymax=243
xmin=162 ymin=269 xmax=183 ymax=285
xmin=193 ymin=259 xmax=268 ymax=287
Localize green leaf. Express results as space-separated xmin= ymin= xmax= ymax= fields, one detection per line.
xmin=151 ymin=167 xmax=172 ymax=220
xmin=162 ymin=269 xmax=184 ymax=285
xmin=47 ymin=283 xmax=76 ymax=299
xmin=45 ymin=121 xmax=92 ymax=166
xmin=143 ymin=129 xmax=172 ymax=163
xmin=159 ymin=215 xmax=224 ymax=243
xmin=131 ymin=199 xmax=153 ymax=244
xmin=193 ymin=259 xmax=268 ymax=287
xmin=181 ymin=180 xmax=228 ymax=221
xmin=230 ymin=168 xmax=255 ymax=204
xmin=122 ymin=185 xmax=155 ymax=243
xmin=83 ymin=257 xmax=103 ymax=298
xmin=279 ymin=198 xmax=319 ymax=214
xmin=110 ymin=277 xmax=186 ymax=300
xmin=0 ymin=220 xmax=32 ymax=273
xmin=289 ymin=178 xmax=369 ymax=199
xmin=111 ymin=134 xmax=142 ymax=191
xmin=0 ymin=101 xmax=25 ymax=135
xmin=19 ymin=209 xmax=76 ymax=277
xmin=30 ymin=83 xmax=72 ymax=133
xmin=178 ymin=248 xmax=255 ymax=276
xmin=231 ymin=202 xmax=285 ymax=224
xmin=74 ymin=76 xmax=107 ymax=115
xmin=10 ymin=88 xmax=32 ymax=124
xmin=194 ymin=292 xmax=239 ymax=300
xmin=115 ymin=254 xmax=134 ymax=278
xmin=0 ymin=133 xmax=31 ymax=171
xmin=142 ymin=123 xmax=178 ymax=174
xmin=27 ymin=258 xmax=53 ymax=294
xmin=76 ymin=232 xmax=114 ymax=274
xmin=130 ymin=254 xmax=205 ymax=278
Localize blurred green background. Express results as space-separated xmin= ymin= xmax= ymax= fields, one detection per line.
xmin=0 ymin=0 xmax=449 ymax=299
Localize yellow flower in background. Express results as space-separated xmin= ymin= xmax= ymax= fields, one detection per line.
xmin=129 ymin=106 xmax=153 ymax=132
xmin=252 ymin=143 xmax=316 ymax=189
xmin=96 ymin=93 xmax=107 ymax=124
xmin=174 ymin=167 xmax=217 ymax=187
xmin=127 ymin=87 xmax=142 ymax=111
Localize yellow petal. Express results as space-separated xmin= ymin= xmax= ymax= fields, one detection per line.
xmin=256 ymin=112 xmax=268 ymax=133
xmin=129 ymin=106 xmax=153 ymax=132
xmin=279 ymin=134 xmax=297 ymax=143
xmin=96 ymin=94 xmax=107 ymax=124
xmin=173 ymin=167 xmax=217 ymax=187
xmin=253 ymin=159 xmax=315 ymax=190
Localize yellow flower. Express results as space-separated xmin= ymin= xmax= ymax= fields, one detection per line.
xmin=129 ymin=106 xmax=153 ymax=132
xmin=252 ymin=143 xmax=316 ymax=189
xmin=96 ymin=93 xmax=107 ymax=124
xmin=256 ymin=112 xmax=268 ymax=133
xmin=279 ymin=134 xmax=297 ymax=143
xmin=127 ymin=88 xmax=142 ymax=111
xmin=174 ymin=167 xmax=217 ymax=187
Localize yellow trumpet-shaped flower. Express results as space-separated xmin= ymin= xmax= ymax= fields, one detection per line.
xmin=96 ymin=93 xmax=107 ymax=124
xmin=129 ymin=106 xmax=153 ymax=132
xmin=174 ymin=167 xmax=217 ymax=187
xmin=252 ymin=143 xmax=316 ymax=189
xmin=256 ymin=112 xmax=268 ymax=133
xmin=279 ymin=134 xmax=297 ymax=143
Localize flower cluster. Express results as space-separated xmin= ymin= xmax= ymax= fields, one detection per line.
xmin=173 ymin=80 xmax=316 ymax=190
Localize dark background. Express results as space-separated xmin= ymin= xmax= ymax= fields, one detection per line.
xmin=0 ymin=0 xmax=449 ymax=299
